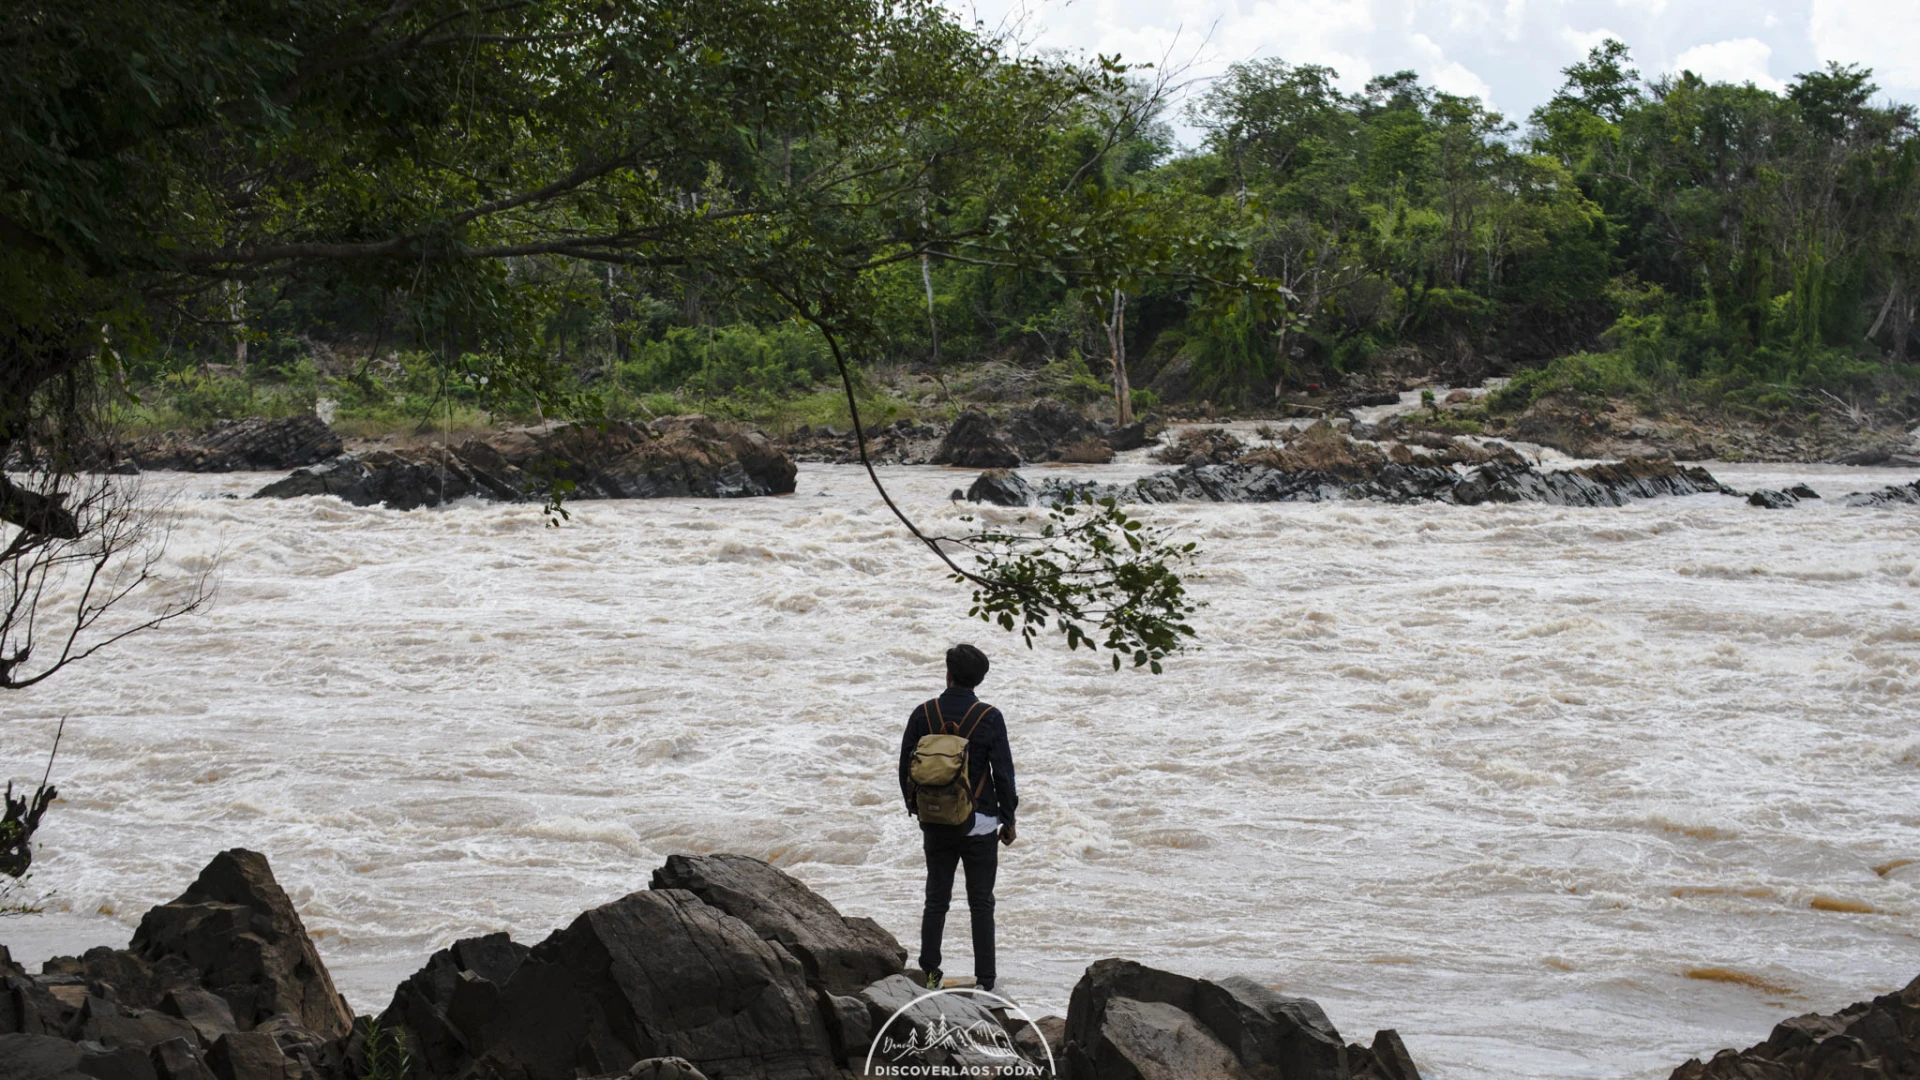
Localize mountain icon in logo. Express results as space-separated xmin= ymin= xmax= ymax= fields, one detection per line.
xmin=881 ymin=1015 xmax=1020 ymax=1059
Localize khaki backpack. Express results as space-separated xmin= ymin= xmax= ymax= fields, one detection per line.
xmin=909 ymin=700 xmax=990 ymax=826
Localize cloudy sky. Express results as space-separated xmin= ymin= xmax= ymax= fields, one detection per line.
xmin=946 ymin=0 xmax=1918 ymax=143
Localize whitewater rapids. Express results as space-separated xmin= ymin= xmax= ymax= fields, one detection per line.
xmin=2 ymin=460 xmax=1917 ymax=1078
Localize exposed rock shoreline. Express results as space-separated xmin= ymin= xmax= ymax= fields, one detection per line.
xmin=0 ymin=850 xmax=1422 ymax=1080
xmin=5 ymin=850 xmax=1915 ymax=1080
xmin=251 ymin=417 xmax=796 ymax=509
xmin=66 ymin=407 xmax=1920 ymax=516
xmin=965 ymin=421 xmax=1739 ymax=509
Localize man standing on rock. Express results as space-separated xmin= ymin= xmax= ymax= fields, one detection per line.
xmin=900 ymin=643 xmax=1018 ymax=993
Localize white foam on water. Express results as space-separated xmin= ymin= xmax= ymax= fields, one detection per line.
xmin=2 ymin=461 xmax=1918 ymax=1078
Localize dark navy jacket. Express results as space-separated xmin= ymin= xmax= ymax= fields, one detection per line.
xmin=899 ymin=686 xmax=1018 ymax=832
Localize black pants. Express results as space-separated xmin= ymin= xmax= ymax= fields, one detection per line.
xmin=918 ymin=826 xmax=999 ymax=984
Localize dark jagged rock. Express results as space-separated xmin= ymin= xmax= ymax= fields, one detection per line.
xmin=778 ymin=419 xmax=944 ymax=466
xmin=427 ymin=889 xmax=836 ymax=1080
xmin=1013 ymin=1015 xmax=1066 ymax=1067
xmin=129 ymin=417 xmax=343 ymax=473
xmin=648 ymin=854 xmax=906 ymax=997
xmin=817 ymin=992 xmax=872 ymax=1069
xmin=966 ymin=469 xmax=1035 ymax=507
xmin=1039 ymin=452 xmax=1729 ymax=509
xmin=250 ymin=446 xmax=524 ymax=510
xmin=1844 ymin=479 xmax=1920 ymax=507
xmin=157 ymin=990 xmax=237 ymax=1049
xmin=1061 ymin=959 xmax=1411 ymax=1080
xmin=933 ymin=408 xmax=1022 ymax=469
xmin=253 ymin=418 xmax=797 ymax=509
xmin=1670 ymin=974 xmax=1920 ymax=1079
xmin=38 ymin=947 xmax=198 ymax=1015
xmin=1749 ymin=489 xmax=1801 ymax=509
xmin=0 ymin=1034 xmax=90 ymax=1080
xmin=789 ymin=402 xmax=1144 ymax=466
xmin=149 ymin=1038 xmax=216 ymax=1080
xmin=1054 ymin=436 xmax=1115 ymax=464
xmin=205 ymin=1032 xmax=283 ymax=1080
xmin=377 ymin=933 xmax=530 ymax=1079
xmin=1348 ymin=1029 xmax=1424 ymax=1080
xmin=1003 ymin=399 xmax=1102 ymax=462
xmin=1108 ymin=421 xmax=1150 ymax=453
xmin=859 ymin=974 xmax=1017 ymax=1070
xmin=1153 ymin=427 xmax=1246 ymax=466
xmin=1244 ymin=419 xmax=1386 ymax=480
xmin=129 ymin=849 xmax=353 ymax=1040
xmin=69 ymin=995 xmax=198 ymax=1053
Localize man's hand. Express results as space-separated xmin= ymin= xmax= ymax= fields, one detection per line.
xmin=999 ymin=822 xmax=1016 ymax=847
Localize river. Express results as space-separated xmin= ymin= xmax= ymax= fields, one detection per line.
xmin=2 ymin=460 xmax=1917 ymax=1078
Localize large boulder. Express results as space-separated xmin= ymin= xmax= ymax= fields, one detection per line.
xmin=250 ymin=446 xmax=526 ymax=510
xmin=253 ymin=418 xmax=797 ymax=508
xmin=1062 ymin=960 xmax=1396 ymax=1080
xmin=1269 ymin=420 xmax=1385 ymax=481
xmin=127 ymin=416 xmax=343 ymax=473
xmin=1844 ymin=478 xmax=1920 ymax=507
xmin=128 ymin=849 xmax=352 ymax=1040
xmin=966 ymin=470 xmax=1035 ymax=507
xmin=933 ymin=409 xmax=1021 ymax=469
xmin=37 ymin=947 xmax=199 ymax=1016
xmin=1003 ymin=400 xmax=1100 ymax=462
xmin=440 ymin=889 xmax=837 ymax=1080
xmin=858 ymin=975 xmax=1024 ymax=1071
xmin=0 ymin=1034 xmax=90 ymax=1080
xmin=649 ymin=855 xmax=905 ymax=997
xmin=492 ymin=417 xmax=797 ymax=500
xmin=1042 ymin=452 xmax=1729 ymax=510
xmin=1347 ymin=1030 xmax=1422 ymax=1080
xmin=378 ymin=933 xmax=531 ymax=1078
xmin=1153 ymin=428 xmax=1246 ymax=467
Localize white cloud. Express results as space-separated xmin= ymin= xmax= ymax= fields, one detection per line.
xmin=1410 ymin=32 xmax=1498 ymax=105
xmin=1670 ymin=37 xmax=1785 ymax=91
xmin=1810 ymin=0 xmax=1920 ymax=102
xmin=1561 ymin=26 xmax=1625 ymax=58
xmin=941 ymin=0 xmax=1916 ymax=148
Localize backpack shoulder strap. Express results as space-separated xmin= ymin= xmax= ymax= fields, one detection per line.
xmin=956 ymin=701 xmax=990 ymax=740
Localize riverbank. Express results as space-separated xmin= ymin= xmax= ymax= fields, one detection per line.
xmin=6 ymin=848 xmax=1916 ymax=1079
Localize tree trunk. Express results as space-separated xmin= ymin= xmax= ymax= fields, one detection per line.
xmin=921 ymin=254 xmax=940 ymax=365
xmin=228 ymin=282 xmax=247 ymax=372
xmin=1106 ymin=290 xmax=1132 ymax=426
xmin=1272 ymin=325 xmax=1292 ymax=402
xmin=1895 ymin=294 xmax=1914 ymax=365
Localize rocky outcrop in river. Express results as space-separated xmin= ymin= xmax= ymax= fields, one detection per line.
xmin=972 ymin=421 xmax=1734 ymax=509
xmin=781 ymin=400 xmax=1148 ymax=467
xmin=1843 ymin=478 xmax=1920 ymax=506
xmin=129 ymin=417 xmax=345 ymax=473
xmin=252 ymin=417 xmax=796 ymax=509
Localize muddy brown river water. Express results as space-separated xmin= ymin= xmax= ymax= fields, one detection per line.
xmin=2 ymin=460 xmax=1917 ymax=1078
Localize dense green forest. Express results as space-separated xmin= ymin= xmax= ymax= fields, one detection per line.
xmin=7 ymin=2 xmax=1918 ymax=440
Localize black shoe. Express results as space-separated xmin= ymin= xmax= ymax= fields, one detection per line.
xmin=922 ymin=968 xmax=942 ymax=990
xmin=977 ymin=979 xmax=994 ymax=993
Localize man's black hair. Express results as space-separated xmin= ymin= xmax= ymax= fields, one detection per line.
xmin=947 ymin=643 xmax=989 ymax=688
